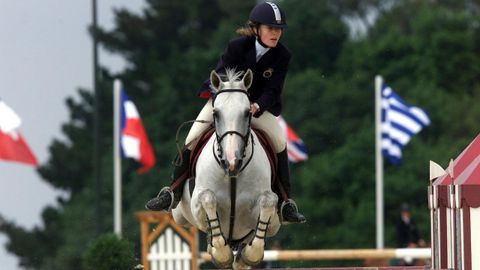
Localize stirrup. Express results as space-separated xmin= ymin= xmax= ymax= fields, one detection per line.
xmin=158 ymin=187 xmax=176 ymax=212
xmin=279 ymin=199 xmax=299 ymax=224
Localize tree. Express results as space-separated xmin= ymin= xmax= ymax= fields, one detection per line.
xmin=82 ymin=233 xmax=136 ymax=270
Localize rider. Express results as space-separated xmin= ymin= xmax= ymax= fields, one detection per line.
xmin=146 ymin=1 xmax=306 ymax=224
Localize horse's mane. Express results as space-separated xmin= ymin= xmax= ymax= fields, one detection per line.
xmin=221 ymin=68 xmax=244 ymax=83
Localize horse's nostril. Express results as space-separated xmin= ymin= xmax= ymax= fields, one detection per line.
xmin=221 ymin=159 xmax=228 ymax=170
xmin=235 ymin=159 xmax=243 ymax=171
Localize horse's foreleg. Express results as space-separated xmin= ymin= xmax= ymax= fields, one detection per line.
xmin=238 ymin=191 xmax=278 ymax=266
xmin=198 ymin=189 xmax=233 ymax=268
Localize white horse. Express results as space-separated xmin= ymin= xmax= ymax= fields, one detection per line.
xmin=172 ymin=69 xmax=281 ymax=269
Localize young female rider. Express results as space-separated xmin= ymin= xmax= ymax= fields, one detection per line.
xmin=146 ymin=1 xmax=306 ymax=224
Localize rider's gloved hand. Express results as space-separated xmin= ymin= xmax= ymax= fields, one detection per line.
xmin=250 ymin=102 xmax=260 ymax=117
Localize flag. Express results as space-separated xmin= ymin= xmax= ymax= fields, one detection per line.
xmin=381 ymin=84 xmax=430 ymax=164
xmin=0 ymin=100 xmax=38 ymax=166
xmin=120 ymin=90 xmax=155 ymax=173
xmin=276 ymin=116 xmax=308 ymax=163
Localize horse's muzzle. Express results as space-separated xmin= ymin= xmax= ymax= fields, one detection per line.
xmin=221 ymin=158 xmax=243 ymax=177
xmin=232 ymin=158 xmax=243 ymax=176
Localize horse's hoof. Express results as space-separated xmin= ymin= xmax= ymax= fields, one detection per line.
xmin=209 ymin=242 xmax=233 ymax=269
xmin=211 ymin=253 xmax=234 ymax=269
xmin=236 ymin=243 xmax=264 ymax=267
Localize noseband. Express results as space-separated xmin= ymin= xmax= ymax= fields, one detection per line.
xmin=211 ymin=89 xmax=254 ymax=173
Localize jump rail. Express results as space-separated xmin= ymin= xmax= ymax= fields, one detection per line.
xmin=200 ymin=248 xmax=431 ymax=262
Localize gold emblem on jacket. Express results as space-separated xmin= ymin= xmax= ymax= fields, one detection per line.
xmin=263 ymin=68 xmax=273 ymax=78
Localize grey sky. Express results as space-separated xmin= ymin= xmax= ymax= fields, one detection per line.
xmin=0 ymin=1 xmax=144 ymax=269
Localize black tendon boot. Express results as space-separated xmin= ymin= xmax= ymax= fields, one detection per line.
xmin=145 ymin=149 xmax=191 ymax=212
xmin=277 ymin=148 xmax=306 ymax=224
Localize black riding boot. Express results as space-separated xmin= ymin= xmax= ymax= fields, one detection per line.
xmin=145 ymin=149 xmax=191 ymax=212
xmin=277 ymin=148 xmax=306 ymax=224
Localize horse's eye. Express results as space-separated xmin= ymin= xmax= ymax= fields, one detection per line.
xmin=212 ymin=110 xmax=218 ymax=118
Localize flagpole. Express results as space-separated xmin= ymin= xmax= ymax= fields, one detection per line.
xmin=375 ymin=75 xmax=384 ymax=249
xmin=92 ymin=0 xmax=102 ymax=236
xmin=113 ymin=79 xmax=122 ymax=237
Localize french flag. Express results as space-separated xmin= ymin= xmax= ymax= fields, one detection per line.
xmin=276 ymin=116 xmax=308 ymax=163
xmin=119 ymin=89 xmax=156 ymax=173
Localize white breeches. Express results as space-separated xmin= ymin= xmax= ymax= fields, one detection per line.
xmin=185 ymin=99 xmax=286 ymax=153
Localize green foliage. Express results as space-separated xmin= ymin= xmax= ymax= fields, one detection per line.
xmin=281 ymin=1 xmax=348 ymax=73
xmin=37 ymin=89 xmax=95 ymax=192
xmin=0 ymin=208 xmax=63 ymax=269
xmin=82 ymin=234 xmax=136 ymax=270
xmin=2 ymin=0 xmax=480 ymax=269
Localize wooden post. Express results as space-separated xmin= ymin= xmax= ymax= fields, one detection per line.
xmin=139 ymin=220 xmax=149 ymax=270
xmin=135 ymin=211 xmax=198 ymax=270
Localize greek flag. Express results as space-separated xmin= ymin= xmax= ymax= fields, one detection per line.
xmin=381 ymin=84 xmax=430 ymax=164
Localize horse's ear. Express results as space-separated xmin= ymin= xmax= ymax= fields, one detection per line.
xmin=243 ymin=69 xmax=253 ymax=89
xmin=210 ymin=70 xmax=221 ymax=92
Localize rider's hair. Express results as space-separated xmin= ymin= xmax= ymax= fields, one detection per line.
xmin=235 ymin=21 xmax=256 ymax=37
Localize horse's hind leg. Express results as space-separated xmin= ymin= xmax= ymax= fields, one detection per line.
xmin=198 ymin=189 xmax=233 ymax=268
xmin=236 ymin=191 xmax=278 ymax=267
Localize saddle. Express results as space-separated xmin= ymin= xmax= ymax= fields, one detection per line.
xmin=185 ymin=127 xmax=280 ymax=196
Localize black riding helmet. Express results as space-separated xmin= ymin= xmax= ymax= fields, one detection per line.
xmin=249 ymin=1 xmax=287 ymax=29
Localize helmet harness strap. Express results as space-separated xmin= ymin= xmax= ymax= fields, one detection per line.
xmin=252 ymin=23 xmax=271 ymax=49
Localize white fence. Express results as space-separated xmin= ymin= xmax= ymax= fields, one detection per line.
xmin=147 ymin=228 xmax=193 ymax=270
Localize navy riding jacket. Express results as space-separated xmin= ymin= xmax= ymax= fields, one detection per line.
xmin=198 ymin=35 xmax=291 ymax=117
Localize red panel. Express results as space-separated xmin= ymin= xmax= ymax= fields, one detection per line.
xmin=462 ymin=160 xmax=480 ymax=185
xmin=462 ymin=204 xmax=472 ymax=270
xmin=434 ymin=134 xmax=480 ymax=186
xmin=461 ymin=186 xmax=480 ymax=208
xmin=437 ymin=185 xmax=449 ymax=207
xmin=439 ymin=206 xmax=448 ymax=268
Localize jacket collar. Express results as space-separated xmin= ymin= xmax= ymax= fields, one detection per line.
xmin=255 ymin=40 xmax=270 ymax=61
xmin=246 ymin=36 xmax=276 ymax=67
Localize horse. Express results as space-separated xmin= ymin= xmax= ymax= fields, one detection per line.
xmin=172 ymin=68 xmax=281 ymax=269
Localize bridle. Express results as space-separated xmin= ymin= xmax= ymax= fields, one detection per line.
xmin=211 ymin=87 xmax=257 ymax=245
xmin=211 ymin=89 xmax=255 ymax=175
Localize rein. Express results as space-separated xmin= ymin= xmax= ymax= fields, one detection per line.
xmin=174 ymin=119 xmax=212 ymax=166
